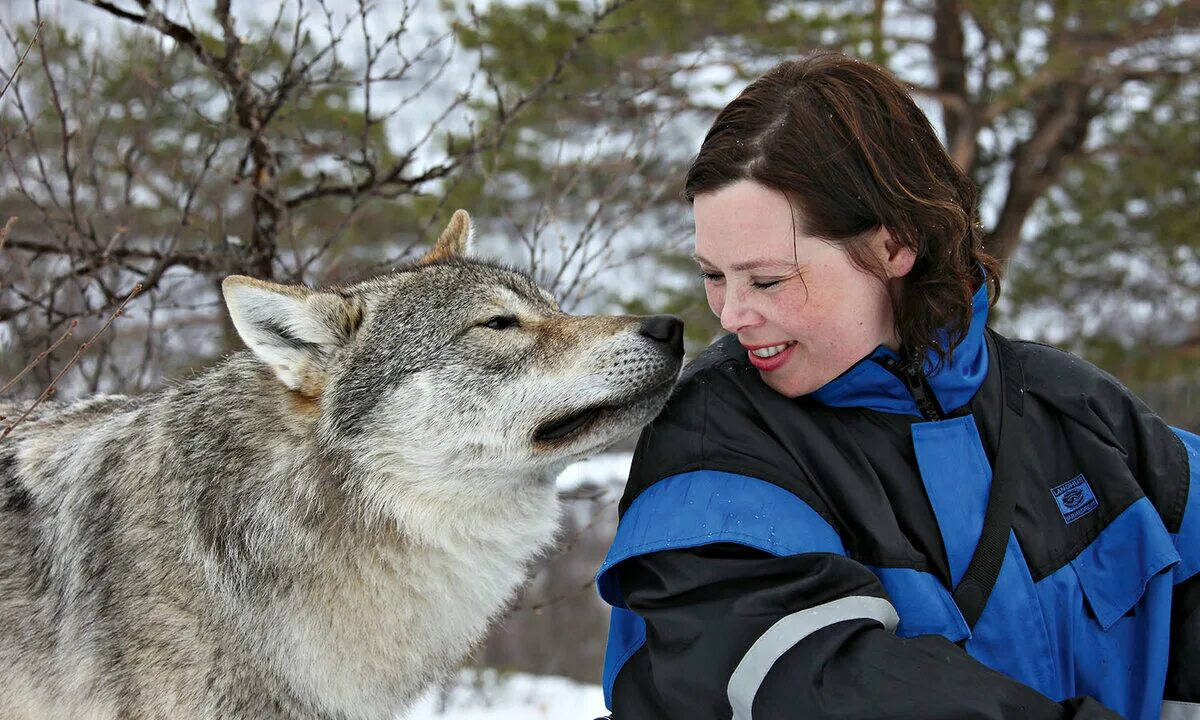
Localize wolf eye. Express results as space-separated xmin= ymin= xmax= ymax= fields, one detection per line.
xmin=481 ymin=315 xmax=519 ymax=330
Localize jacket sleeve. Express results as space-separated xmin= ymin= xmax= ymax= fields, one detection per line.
xmin=1167 ymin=573 xmax=1200 ymax=702
xmin=613 ymin=543 xmax=1123 ymax=720
xmin=1166 ymin=428 xmax=1200 ymax=703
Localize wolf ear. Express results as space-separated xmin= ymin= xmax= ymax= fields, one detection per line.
xmin=222 ymin=276 xmax=363 ymax=394
xmin=418 ymin=209 xmax=474 ymax=264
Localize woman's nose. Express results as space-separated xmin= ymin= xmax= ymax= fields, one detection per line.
xmin=719 ymin=290 xmax=762 ymax=334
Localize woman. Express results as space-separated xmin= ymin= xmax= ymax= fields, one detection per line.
xmin=596 ymin=52 xmax=1200 ymax=720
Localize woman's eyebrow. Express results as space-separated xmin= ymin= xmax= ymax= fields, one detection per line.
xmin=692 ymin=253 xmax=796 ymax=272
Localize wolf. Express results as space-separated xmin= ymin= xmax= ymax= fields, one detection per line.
xmin=0 ymin=210 xmax=684 ymax=720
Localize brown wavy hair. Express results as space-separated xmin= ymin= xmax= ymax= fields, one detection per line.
xmin=684 ymin=52 xmax=1000 ymax=368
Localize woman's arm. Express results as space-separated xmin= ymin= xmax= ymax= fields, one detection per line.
xmin=611 ymin=544 xmax=1123 ymax=720
xmin=1167 ymin=573 xmax=1200 ymax=702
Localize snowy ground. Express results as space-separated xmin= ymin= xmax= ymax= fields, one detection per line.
xmin=405 ymin=670 xmax=607 ymax=719
xmin=554 ymin=451 xmax=634 ymax=492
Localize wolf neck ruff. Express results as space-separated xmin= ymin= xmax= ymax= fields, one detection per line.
xmin=597 ymin=283 xmax=1200 ymax=719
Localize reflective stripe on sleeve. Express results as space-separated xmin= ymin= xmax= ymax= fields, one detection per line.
xmin=1163 ymin=701 xmax=1200 ymax=720
xmin=727 ymin=595 xmax=900 ymax=720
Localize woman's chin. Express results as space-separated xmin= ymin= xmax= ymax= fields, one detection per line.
xmin=760 ymin=368 xmax=821 ymax=399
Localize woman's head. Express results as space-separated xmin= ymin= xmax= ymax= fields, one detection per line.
xmin=686 ymin=52 xmax=999 ymax=397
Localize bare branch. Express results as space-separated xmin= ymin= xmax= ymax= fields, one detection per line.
xmin=0 ymin=318 xmax=78 ymax=397
xmin=284 ymin=0 xmax=637 ymax=210
xmin=86 ymin=0 xmax=225 ymax=80
xmin=2 ymin=283 xmax=142 ymax=441
xmin=3 ymin=237 xmax=219 ymax=273
xmin=0 ymin=216 xmax=15 ymax=252
xmin=35 ymin=1 xmax=83 ymax=233
xmin=85 ymin=0 xmax=281 ymax=278
xmin=0 ymin=19 xmax=43 ymax=104
xmin=977 ymin=1 xmax=1200 ymax=125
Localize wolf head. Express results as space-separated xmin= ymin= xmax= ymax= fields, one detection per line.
xmin=222 ymin=210 xmax=683 ymax=534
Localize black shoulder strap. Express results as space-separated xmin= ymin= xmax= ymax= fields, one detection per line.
xmin=953 ymin=329 xmax=1025 ymax=630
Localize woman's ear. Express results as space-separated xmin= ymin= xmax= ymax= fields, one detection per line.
xmin=876 ymin=227 xmax=916 ymax=279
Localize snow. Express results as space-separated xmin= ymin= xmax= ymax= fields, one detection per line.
xmin=555 ymin=452 xmax=633 ymax=492
xmin=405 ymin=670 xmax=607 ymax=719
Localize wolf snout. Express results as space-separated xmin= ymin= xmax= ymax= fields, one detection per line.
xmin=637 ymin=315 xmax=684 ymax=357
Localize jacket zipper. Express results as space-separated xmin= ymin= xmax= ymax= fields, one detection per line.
xmin=877 ymin=356 xmax=945 ymax=421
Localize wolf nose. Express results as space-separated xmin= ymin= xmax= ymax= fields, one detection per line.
xmin=638 ymin=315 xmax=684 ymax=357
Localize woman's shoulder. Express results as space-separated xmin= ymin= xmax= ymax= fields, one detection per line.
xmin=657 ymin=333 xmax=798 ymax=428
xmin=1006 ymin=335 xmax=1184 ymax=478
xmin=640 ymin=335 xmax=753 ymax=437
xmin=679 ymin=333 xmax=752 ymax=381
xmin=623 ymin=335 xmax=827 ymax=501
xmin=1004 ymin=335 xmax=1192 ymax=542
xmin=621 ymin=335 xmax=832 ymax=518
xmin=1008 ymin=336 xmax=1145 ymax=409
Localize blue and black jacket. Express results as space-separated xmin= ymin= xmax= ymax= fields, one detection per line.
xmin=597 ymin=286 xmax=1200 ymax=719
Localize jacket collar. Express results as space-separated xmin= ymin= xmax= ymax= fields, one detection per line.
xmin=809 ymin=282 xmax=990 ymax=418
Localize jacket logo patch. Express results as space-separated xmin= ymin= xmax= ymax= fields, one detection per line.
xmin=1051 ymin=474 xmax=1099 ymax=524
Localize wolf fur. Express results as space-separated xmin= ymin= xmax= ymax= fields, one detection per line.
xmin=0 ymin=210 xmax=683 ymax=719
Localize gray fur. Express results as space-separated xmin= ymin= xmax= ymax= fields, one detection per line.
xmin=0 ymin=219 xmax=681 ymax=719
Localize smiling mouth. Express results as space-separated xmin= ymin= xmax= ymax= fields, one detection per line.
xmin=748 ymin=341 xmax=795 ymax=358
xmin=746 ymin=341 xmax=797 ymax=371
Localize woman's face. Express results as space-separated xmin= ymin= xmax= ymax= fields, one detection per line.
xmin=693 ymin=180 xmax=911 ymax=398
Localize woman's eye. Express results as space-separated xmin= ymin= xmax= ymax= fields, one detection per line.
xmin=751 ymin=279 xmax=782 ymax=289
xmin=699 ymin=271 xmax=724 ymax=282
xmin=481 ymin=315 xmax=519 ymax=330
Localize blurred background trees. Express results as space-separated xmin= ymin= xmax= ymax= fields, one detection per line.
xmin=3 ymin=0 xmax=1199 ymax=688
xmin=458 ymin=0 xmax=1200 ymax=418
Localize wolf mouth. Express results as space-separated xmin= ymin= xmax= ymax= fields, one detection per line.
xmin=532 ymin=375 xmax=679 ymax=445
xmin=534 ymin=406 xmax=611 ymax=442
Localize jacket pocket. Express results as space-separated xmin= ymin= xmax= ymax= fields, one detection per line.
xmin=1066 ymin=497 xmax=1181 ymax=720
xmin=1070 ymin=497 xmax=1180 ymax=631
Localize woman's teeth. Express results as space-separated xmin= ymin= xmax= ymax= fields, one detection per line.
xmin=751 ymin=342 xmax=792 ymax=358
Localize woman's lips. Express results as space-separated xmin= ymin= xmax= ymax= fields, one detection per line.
xmin=744 ymin=341 xmax=797 ymax=372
